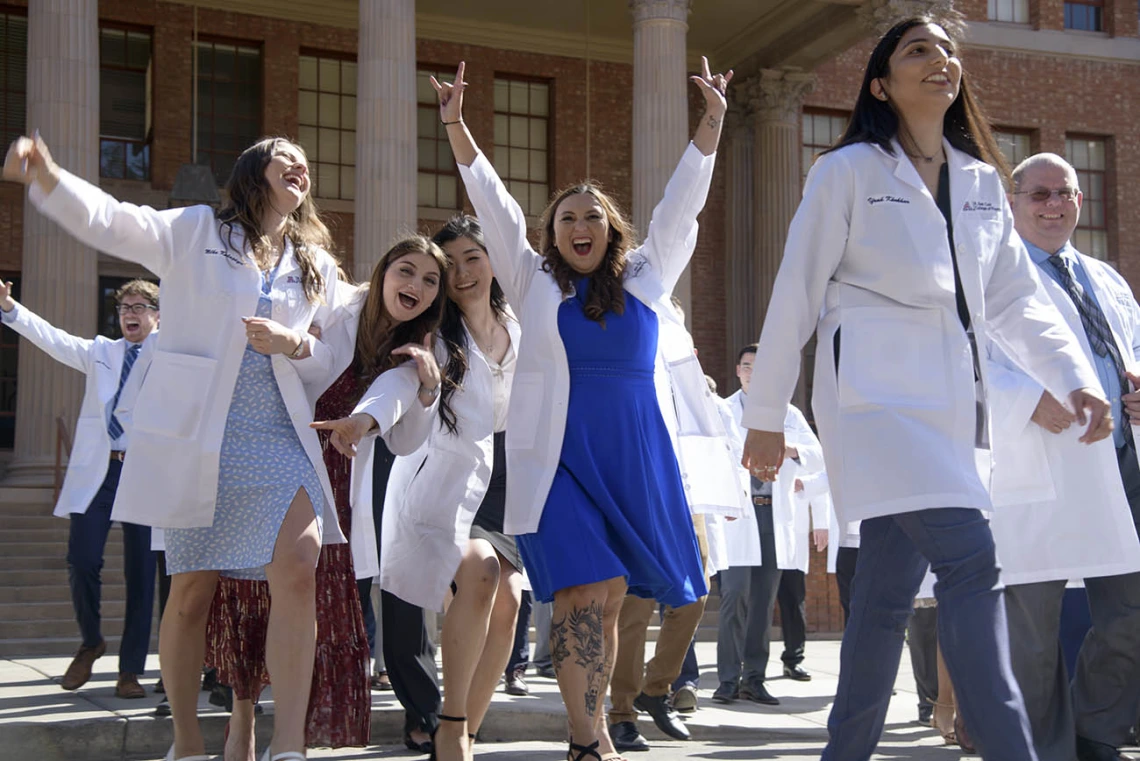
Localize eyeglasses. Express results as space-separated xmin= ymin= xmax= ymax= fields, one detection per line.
xmin=116 ymin=304 xmax=158 ymax=315
xmin=1012 ymin=187 xmax=1079 ymax=203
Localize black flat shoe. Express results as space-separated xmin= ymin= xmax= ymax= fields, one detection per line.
xmin=609 ymin=721 xmax=649 ymax=752
xmin=739 ymin=681 xmax=780 ymax=705
xmin=404 ymin=731 xmax=434 ymax=755
xmin=783 ymin=664 xmax=811 ymax=681
xmin=633 ymin=691 xmax=690 ymax=741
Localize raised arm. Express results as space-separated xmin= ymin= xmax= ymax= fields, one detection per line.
xmin=433 ymin=63 xmax=541 ymax=308
xmin=0 ymin=281 xmax=93 ymax=373
xmin=4 ymin=133 xmax=186 ymax=278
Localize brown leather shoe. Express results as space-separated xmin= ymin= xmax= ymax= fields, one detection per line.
xmin=114 ymin=672 xmax=146 ymax=699
xmin=60 ymin=641 xmax=106 ymax=690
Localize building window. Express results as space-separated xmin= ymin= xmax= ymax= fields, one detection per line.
xmin=297 ymin=53 xmax=356 ymax=201
xmin=1065 ymin=136 xmax=1108 ymax=260
xmin=100 ymin=25 xmax=152 ymax=181
xmin=195 ymin=40 xmax=262 ymax=186
xmin=0 ymin=11 xmax=27 ymax=151
xmin=493 ymin=76 xmax=551 ymax=216
xmin=0 ymin=274 xmax=18 ymax=449
xmin=1064 ymin=0 xmax=1103 ymax=30
xmin=988 ymin=0 xmax=1030 ymax=22
xmin=994 ymin=129 xmax=1032 ymax=169
xmin=801 ymin=110 xmax=848 ymax=184
xmin=416 ymin=67 xmax=460 ymax=210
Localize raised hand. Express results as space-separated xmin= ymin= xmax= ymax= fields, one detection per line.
xmin=690 ymin=56 xmax=732 ymax=156
xmin=3 ymin=131 xmax=60 ymax=195
xmin=392 ymin=333 xmax=442 ymax=405
xmin=430 ymin=62 xmax=466 ymax=126
xmin=0 ymin=280 xmax=15 ymax=313
xmin=310 ymin=413 xmax=376 ymax=458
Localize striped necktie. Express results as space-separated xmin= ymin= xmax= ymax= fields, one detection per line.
xmin=1047 ymin=254 xmax=1132 ymax=447
xmin=107 ymin=343 xmax=141 ymax=441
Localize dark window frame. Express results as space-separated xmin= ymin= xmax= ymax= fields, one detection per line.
xmin=99 ymin=22 xmax=154 ymax=181
xmin=415 ymin=63 xmax=464 ymax=211
xmin=1065 ymin=133 xmax=1111 ymax=261
xmin=194 ymin=36 xmax=264 ymax=186
xmin=297 ymin=49 xmax=357 ymax=201
xmin=1063 ymin=0 xmax=1103 ymax=31
xmin=492 ymin=72 xmax=554 ymax=217
xmin=0 ymin=8 xmax=28 ymax=153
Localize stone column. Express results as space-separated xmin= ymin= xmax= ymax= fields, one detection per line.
xmin=6 ymin=2 xmax=99 ymax=486
xmin=722 ymin=96 xmax=756 ymax=382
xmin=629 ymin=0 xmax=692 ymax=317
xmin=747 ymin=69 xmax=815 ymax=408
xmin=354 ymin=0 xmax=416 ymax=282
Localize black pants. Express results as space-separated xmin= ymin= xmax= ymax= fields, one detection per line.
xmin=906 ymin=606 xmax=939 ymax=718
xmin=67 ymin=460 xmax=156 ymax=675
xmin=835 ymin=547 xmax=859 ymax=628
xmin=370 ymin=438 xmax=441 ymax=735
xmin=506 ymin=589 xmax=533 ymax=676
xmin=777 ymin=569 xmax=807 ymax=667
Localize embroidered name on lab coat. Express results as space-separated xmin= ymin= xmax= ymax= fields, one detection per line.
xmin=962 ymin=200 xmax=1001 ymax=213
xmin=205 ymin=247 xmax=243 ymax=265
xmin=867 ymin=195 xmax=910 ymax=206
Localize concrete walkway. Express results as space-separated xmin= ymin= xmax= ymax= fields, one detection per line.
xmin=0 ymin=640 xmax=984 ymax=760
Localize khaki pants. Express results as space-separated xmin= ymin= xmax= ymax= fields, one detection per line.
xmin=608 ymin=515 xmax=709 ymax=724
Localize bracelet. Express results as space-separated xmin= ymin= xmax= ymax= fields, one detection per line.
xmin=441 ymin=118 xmax=463 ymax=126
xmin=419 ymin=383 xmax=441 ymax=401
xmin=289 ymin=334 xmax=306 ymax=359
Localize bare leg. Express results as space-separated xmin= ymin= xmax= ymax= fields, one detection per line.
xmin=439 ymin=539 xmax=500 ymax=761
xmin=467 ymin=552 xmax=523 ymax=736
xmin=552 ymin=576 xmax=628 ymax=755
xmin=933 ymin=640 xmax=956 ymax=741
xmin=263 ymin=490 xmax=321 ymax=757
xmin=161 ymin=569 xmax=221 ymax=759
xmin=225 ymin=698 xmax=257 ymax=761
xmin=592 ymin=578 xmax=627 ymax=759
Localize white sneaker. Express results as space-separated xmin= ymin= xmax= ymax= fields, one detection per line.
xmin=672 ymin=684 xmax=699 ymax=713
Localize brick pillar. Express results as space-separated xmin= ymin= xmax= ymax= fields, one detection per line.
xmin=629 ymin=0 xmax=692 ymax=319
xmin=6 ymin=2 xmax=99 ymax=486
xmin=353 ymin=0 xmax=416 ymax=282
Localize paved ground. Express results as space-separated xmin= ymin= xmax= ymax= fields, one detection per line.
xmin=0 ymin=637 xmax=1074 ymax=760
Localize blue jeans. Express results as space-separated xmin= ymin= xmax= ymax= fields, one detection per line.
xmin=823 ymin=507 xmax=1036 ymax=761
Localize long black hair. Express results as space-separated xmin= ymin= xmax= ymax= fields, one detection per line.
xmin=824 ymin=15 xmax=1010 ymax=183
xmin=431 ymin=215 xmax=510 ymax=436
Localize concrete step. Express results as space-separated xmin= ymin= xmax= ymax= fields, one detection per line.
xmin=0 ymin=568 xmax=125 ymax=587
xmin=0 ymin=554 xmax=124 ymax=570
xmin=0 ymin=615 xmax=135 ymax=640
xmin=0 ymin=599 xmax=128 ymax=622
xmin=0 ymin=514 xmax=62 ymax=529
xmin=0 ymin=583 xmax=127 ymax=603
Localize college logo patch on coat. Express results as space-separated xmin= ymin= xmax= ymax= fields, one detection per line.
xmin=962 ymin=200 xmax=1001 ymax=213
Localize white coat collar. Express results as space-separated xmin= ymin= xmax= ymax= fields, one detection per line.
xmin=871 ymin=137 xmax=984 ymax=222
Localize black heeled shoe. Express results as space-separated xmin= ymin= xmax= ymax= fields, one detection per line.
xmin=403 ymin=730 xmax=433 ymax=755
xmin=568 ymin=739 xmax=602 ymax=761
xmin=430 ymin=714 xmax=467 ymax=761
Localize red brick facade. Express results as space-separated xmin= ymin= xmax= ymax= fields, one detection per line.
xmin=1 ymin=1 xmax=1136 ymax=632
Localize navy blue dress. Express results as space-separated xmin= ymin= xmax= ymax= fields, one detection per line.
xmin=517 ymin=279 xmax=707 ymax=608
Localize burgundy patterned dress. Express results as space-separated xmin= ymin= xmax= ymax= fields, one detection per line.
xmin=205 ymin=364 xmax=371 ymax=747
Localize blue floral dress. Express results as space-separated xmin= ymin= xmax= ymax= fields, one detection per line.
xmin=166 ymin=265 xmax=324 ymax=579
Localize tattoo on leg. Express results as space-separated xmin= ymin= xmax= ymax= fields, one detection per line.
xmin=551 ymin=613 xmax=571 ymax=672
xmin=570 ymin=601 xmax=606 ymax=716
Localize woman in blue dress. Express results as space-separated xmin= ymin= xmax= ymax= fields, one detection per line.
xmin=431 ymin=60 xmax=734 ymax=761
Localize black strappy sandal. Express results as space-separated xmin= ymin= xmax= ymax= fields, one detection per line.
xmin=568 ymin=739 xmax=602 ymax=761
xmin=430 ymin=714 xmax=467 ymax=761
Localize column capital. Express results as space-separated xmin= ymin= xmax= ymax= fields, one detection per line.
xmin=724 ymin=90 xmax=754 ymax=136
xmin=855 ymin=0 xmax=959 ymax=35
xmin=744 ymin=69 xmax=817 ymax=127
xmin=629 ymin=0 xmax=691 ymax=25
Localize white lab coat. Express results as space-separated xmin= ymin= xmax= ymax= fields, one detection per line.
xmin=380 ymin=317 xmax=523 ymax=610
xmin=703 ymin=394 xmax=750 ymax=574
xmin=457 ymin=142 xmax=746 ymax=536
xmin=987 ymin=250 xmax=1140 ymax=586
xmin=29 ymin=172 xmax=343 ymax=537
xmin=292 ymin=284 xmax=439 ymax=580
xmin=723 ymin=393 xmax=824 ymax=570
xmin=3 ymin=302 xmax=156 ymax=517
xmin=802 ymin=470 xmax=861 ymax=574
xmin=741 ymin=139 xmax=1099 ymax=525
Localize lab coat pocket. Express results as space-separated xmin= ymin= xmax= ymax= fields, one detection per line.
xmin=506 ymin=372 xmax=543 ymax=450
xmin=406 ymin=450 xmax=480 ymax=531
xmin=133 ymin=350 xmax=217 ymax=439
xmin=838 ymin=307 xmax=948 ymax=410
xmin=70 ymin=418 xmax=106 ymax=469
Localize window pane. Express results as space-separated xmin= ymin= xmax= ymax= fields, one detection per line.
xmin=416 ymin=70 xmax=438 ymax=104
xmin=101 ymin=29 xmax=124 ymax=67
xmin=341 ymin=96 xmax=355 ymax=129
xmin=437 ymin=174 xmax=457 ymax=209
xmin=510 ymin=81 xmax=529 ymax=113
xmin=510 ymin=147 xmax=527 ymax=178
xmin=315 ymin=163 xmax=339 ymax=199
xmin=510 ymin=115 xmax=528 ymax=148
xmin=341 ymin=131 xmax=356 ymax=164
xmin=299 ymin=56 xmax=318 ymax=90
xmin=298 ymin=90 xmax=317 ymax=124
xmin=342 ymin=166 xmax=355 ymax=201
xmin=530 ymin=119 xmax=547 ymax=149
xmin=494 ymin=80 xmax=509 ymax=112
xmin=491 ymin=149 xmax=508 ymax=176
xmin=297 ymin=126 xmax=317 ymax=156
xmin=418 ymin=138 xmax=437 ymax=170
xmin=530 ymin=150 xmax=547 ymax=183
xmin=494 ymin=114 xmax=508 ymax=145
xmin=318 ymin=127 xmax=339 ymax=163
xmin=437 ymin=140 xmax=452 ymax=169
xmin=418 ymin=172 xmax=436 ymax=207
xmin=530 ymin=183 xmax=548 ymax=215
xmin=100 ymin=139 xmax=126 ymax=179
xmin=530 ymin=83 xmax=549 ymax=116
xmin=318 ymin=58 xmax=339 ymax=92
xmin=342 ymin=62 xmax=357 ymax=95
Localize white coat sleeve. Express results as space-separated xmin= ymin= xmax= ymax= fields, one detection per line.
xmin=3 ymin=302 xmax=94 ymax=373
xmin=457 ymin=154 xmax=543 ymax=311
xmin=353 ymin=362 xmax=427 ymax=444
xmin=785 ymin=406 xmax=824 ymax=474
xmin=985 ymin=340 xmax=1045 ymax=440
xmin=382 ymin=340 xmax=448 ymax=456
xmin=634 ymin=143 xmax=717 ymax=294
xmin=981 ymin=196 xmax=1099 ymax=402
xmin=741 ymin=151 xmax=853 ymax=433
xmin=29 ymin=170 xmax=201 ymax=279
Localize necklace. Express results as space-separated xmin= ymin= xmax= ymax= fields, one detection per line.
xmin=900 ymin=129 xmax=942 ymax=164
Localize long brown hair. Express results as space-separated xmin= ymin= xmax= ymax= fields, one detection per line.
xmin=539 ymin=183 xmax=636 ymax=326
xmin=355 ymin=236 xmax=449 ymax=390
xmin=825 ymin=15 xmax=1010 ymax=183
xmin=216 ymin=137 xmax=335 ymax=302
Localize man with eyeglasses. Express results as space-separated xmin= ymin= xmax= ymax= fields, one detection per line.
xmin=985 ymin=153 xmax=1140 ymax=761
xmin=0 ymin=279 xmax=160 ymax=700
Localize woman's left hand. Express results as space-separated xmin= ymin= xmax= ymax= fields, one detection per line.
xmin=689 ymin=56 xmax=732 ymax=118
xmin=310 ymin=413 xmax=376 ymax=458
xmin=393 ymin=334 xmax=441 ymax=401
xmin=742 ymin=428 xmax=786 ymax=481
xmin=242 ymin=316 xmax=303 ymax=356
